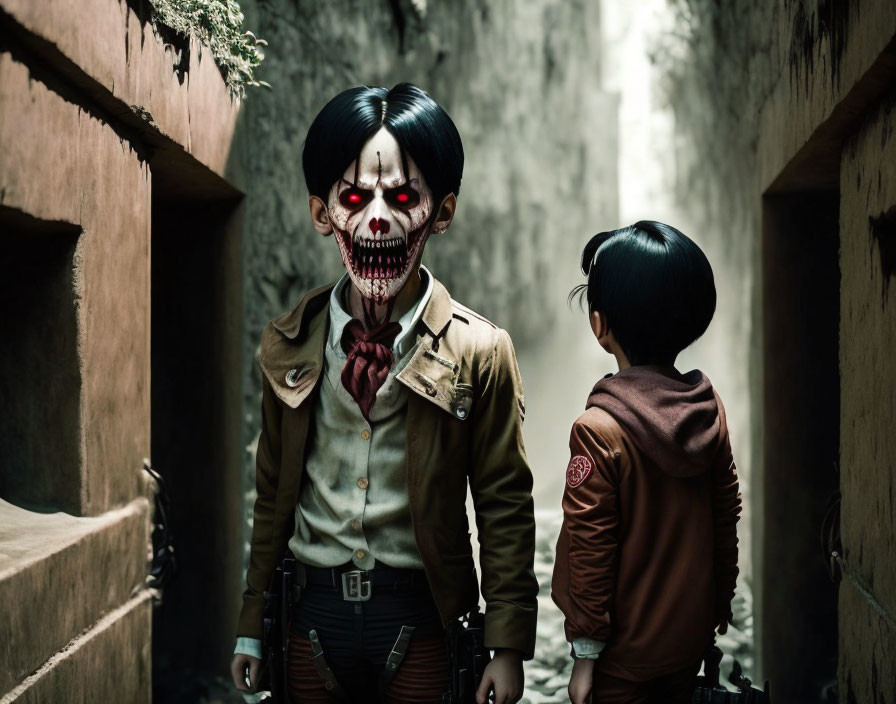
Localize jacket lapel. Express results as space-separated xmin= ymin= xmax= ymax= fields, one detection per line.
xmin=259 ymin=284 xmax=332 ymax=409
xmin=396 ymin=278 xmax=473 ymax=420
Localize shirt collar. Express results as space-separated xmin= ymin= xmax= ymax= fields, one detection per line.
xmin=326 ymin=266 xmax=434 ymax=359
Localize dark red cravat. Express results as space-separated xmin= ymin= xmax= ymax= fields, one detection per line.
xmin=340 ymin=318 xmax=403 ymax=419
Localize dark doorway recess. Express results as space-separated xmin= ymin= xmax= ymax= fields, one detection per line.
xmin=761 ymin=192 xmax=840 ymax=701
xmin=150 ymin=193 xmax=243 ymax=703
xmin=0 ymin=206 xmax=82 ymax=514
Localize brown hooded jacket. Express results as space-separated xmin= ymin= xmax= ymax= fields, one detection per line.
xmin=551 ymin=366 xmax=741 ymax=681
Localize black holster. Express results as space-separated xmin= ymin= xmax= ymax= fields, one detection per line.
xmin=442 ymin=610 xmax=491 ymax=704
xmin=261 ymin=556 xmax=305 ymax=703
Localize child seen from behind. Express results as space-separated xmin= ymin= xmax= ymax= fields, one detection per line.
xmin=551 ymin=221 xmax=742 ymax=704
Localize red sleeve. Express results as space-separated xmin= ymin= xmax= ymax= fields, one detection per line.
xmin=711 ymin=432 xmax=741 ymax=625
xmin=551 ymin=418 xmax=619 ymax=643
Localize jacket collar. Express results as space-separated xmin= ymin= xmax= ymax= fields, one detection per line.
xmin=271 ymin=283 xmax=333 ymax=341
xmin=420 ymin=278 xmax=454 ymax=340
xmin=261 ymin=276 xmax=463 ymax=415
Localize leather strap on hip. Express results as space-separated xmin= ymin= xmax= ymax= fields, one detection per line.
xmin=308 ymin=629 xmax=349 ymax=702
xmin=378 ymin=625 xmax=416 ymax=698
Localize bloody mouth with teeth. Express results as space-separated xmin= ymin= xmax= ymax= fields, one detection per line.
xmin=351 ymin=236 xmax=409 ymax=279
xmin=334 ymin=221 xmax=428 ymax=303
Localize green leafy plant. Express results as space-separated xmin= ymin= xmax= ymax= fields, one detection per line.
xmin=147 ymin=0 xmax=268 ymax=97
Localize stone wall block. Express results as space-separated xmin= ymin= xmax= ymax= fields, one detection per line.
xmin=0 ymin=498 xmax=151 ymax=697
xmin=3 ymin=592 xmax=153 ymax=704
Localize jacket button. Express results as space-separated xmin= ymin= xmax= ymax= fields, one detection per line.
xmin=455 ymin=407 xmax=467 ymax=419
xmin=357 ymin=477 xmax=369 ymax=490
xmin=285 ymin=368 xmax=301 ymax=387
xmin=356 ymin=550 xmax=366 ymax=559
xmin=361 ymin=430 xmax=370 ymax=440
xmin=351 ymin=520 xmax=361 ymax=531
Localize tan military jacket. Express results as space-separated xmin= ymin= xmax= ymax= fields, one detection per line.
xmin=236 ymin=276 xmax=538 ymax=659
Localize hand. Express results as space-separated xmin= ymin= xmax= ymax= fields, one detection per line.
xmin=230 ymin=653 xmax=262 ymax=692
xmin=476 ymin=649 xmax=524 ymax=704
xmin=568 ymin=657 xmax=594 ymax=704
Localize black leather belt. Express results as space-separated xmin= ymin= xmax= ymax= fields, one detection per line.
xmin=303 ymin=561 xmax=428 ymax=601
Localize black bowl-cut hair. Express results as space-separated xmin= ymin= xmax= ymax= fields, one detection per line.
xmin=302 ymin=83 xmax=464 ymax=208
xmin=570 ymin=220 xmax=717 ymax=366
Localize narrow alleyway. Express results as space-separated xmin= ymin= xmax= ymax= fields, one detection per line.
xmin=3 ymin=1 xmax=894 ymax=702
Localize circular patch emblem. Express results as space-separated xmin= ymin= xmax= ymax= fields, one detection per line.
xmin=566 ymin=455 xmax=593 ymax=488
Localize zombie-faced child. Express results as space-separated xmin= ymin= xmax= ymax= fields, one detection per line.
xmin=231 ymin=84 xmax=538 ymax=704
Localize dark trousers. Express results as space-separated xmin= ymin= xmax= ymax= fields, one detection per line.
xmin=592 ymin=662 xmax=702 ymax=704
xmin=286 ymin=564 xmax=449 ymax=703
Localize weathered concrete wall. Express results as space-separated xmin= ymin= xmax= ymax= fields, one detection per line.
xmin=0 ymin=0 xmax=244 ymax=699
xmin=0 ymin=26 xmax=155 ymax=700
xmin=838 ymin=93 xmax=896 ymax=704
xmin=0 ymin=0 xmax=239 ymax=180
xmin=0 ymin=0 xmax=242 ymax=517
xmin=237 ymin=0 xmax=618 ymax=511
xmin=657 ymin=0 xmax=896 ymax=698
xmin=0 ymin=44 xmax=150 ymax=516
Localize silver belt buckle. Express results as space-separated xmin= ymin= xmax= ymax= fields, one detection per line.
xmin=341 ymin=570 xmax=371 ymax=602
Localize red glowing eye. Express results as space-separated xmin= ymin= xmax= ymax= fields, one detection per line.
xmin=396 ymin=192 xmax=409 ymax=203
xmin=348 ymin=193 xmax=361 ymax=204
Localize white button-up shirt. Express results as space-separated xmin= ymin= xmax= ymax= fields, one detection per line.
xmin=287 ymin=267 xmax=434 ymax=571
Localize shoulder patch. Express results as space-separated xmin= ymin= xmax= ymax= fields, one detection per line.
xmin=566 ymin=455 xmax=593 ymax=488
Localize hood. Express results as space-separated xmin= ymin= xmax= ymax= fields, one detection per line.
xmin=587 ymin=366 xmax=725 ymax=477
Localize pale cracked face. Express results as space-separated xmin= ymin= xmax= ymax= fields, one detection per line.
xmin=326 ymin=127 xmax=435 ymax=304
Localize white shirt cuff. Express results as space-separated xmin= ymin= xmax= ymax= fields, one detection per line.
xmin=234 ymin=637 xmax=263 ymax=660
xmin=572 ymin=637 xmax=605 ymax=659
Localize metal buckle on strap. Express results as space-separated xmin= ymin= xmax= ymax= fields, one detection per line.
xmin=341 ymin=570 xmax=372 ymax=601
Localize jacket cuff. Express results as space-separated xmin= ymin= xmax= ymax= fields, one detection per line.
xmin=236 ymin=592 xmax=265 ymax=640
xmin=234 ymin=637 xmax=263 ymax=660
xmin=572 ymin=637 xmax=604 ymax=659
xmin=483 ymin=601 xmax=538 ymax=661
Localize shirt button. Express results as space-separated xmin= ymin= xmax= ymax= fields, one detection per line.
xmin=351 ymin=519 xmax=361 ymax=531
xmin=356 ymin=550 xmax=366 ymax=559
xmin=357 ymin=477 xmax=369 ymax=490
xmin=361 ymin=430 xmax=370 ymax=440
